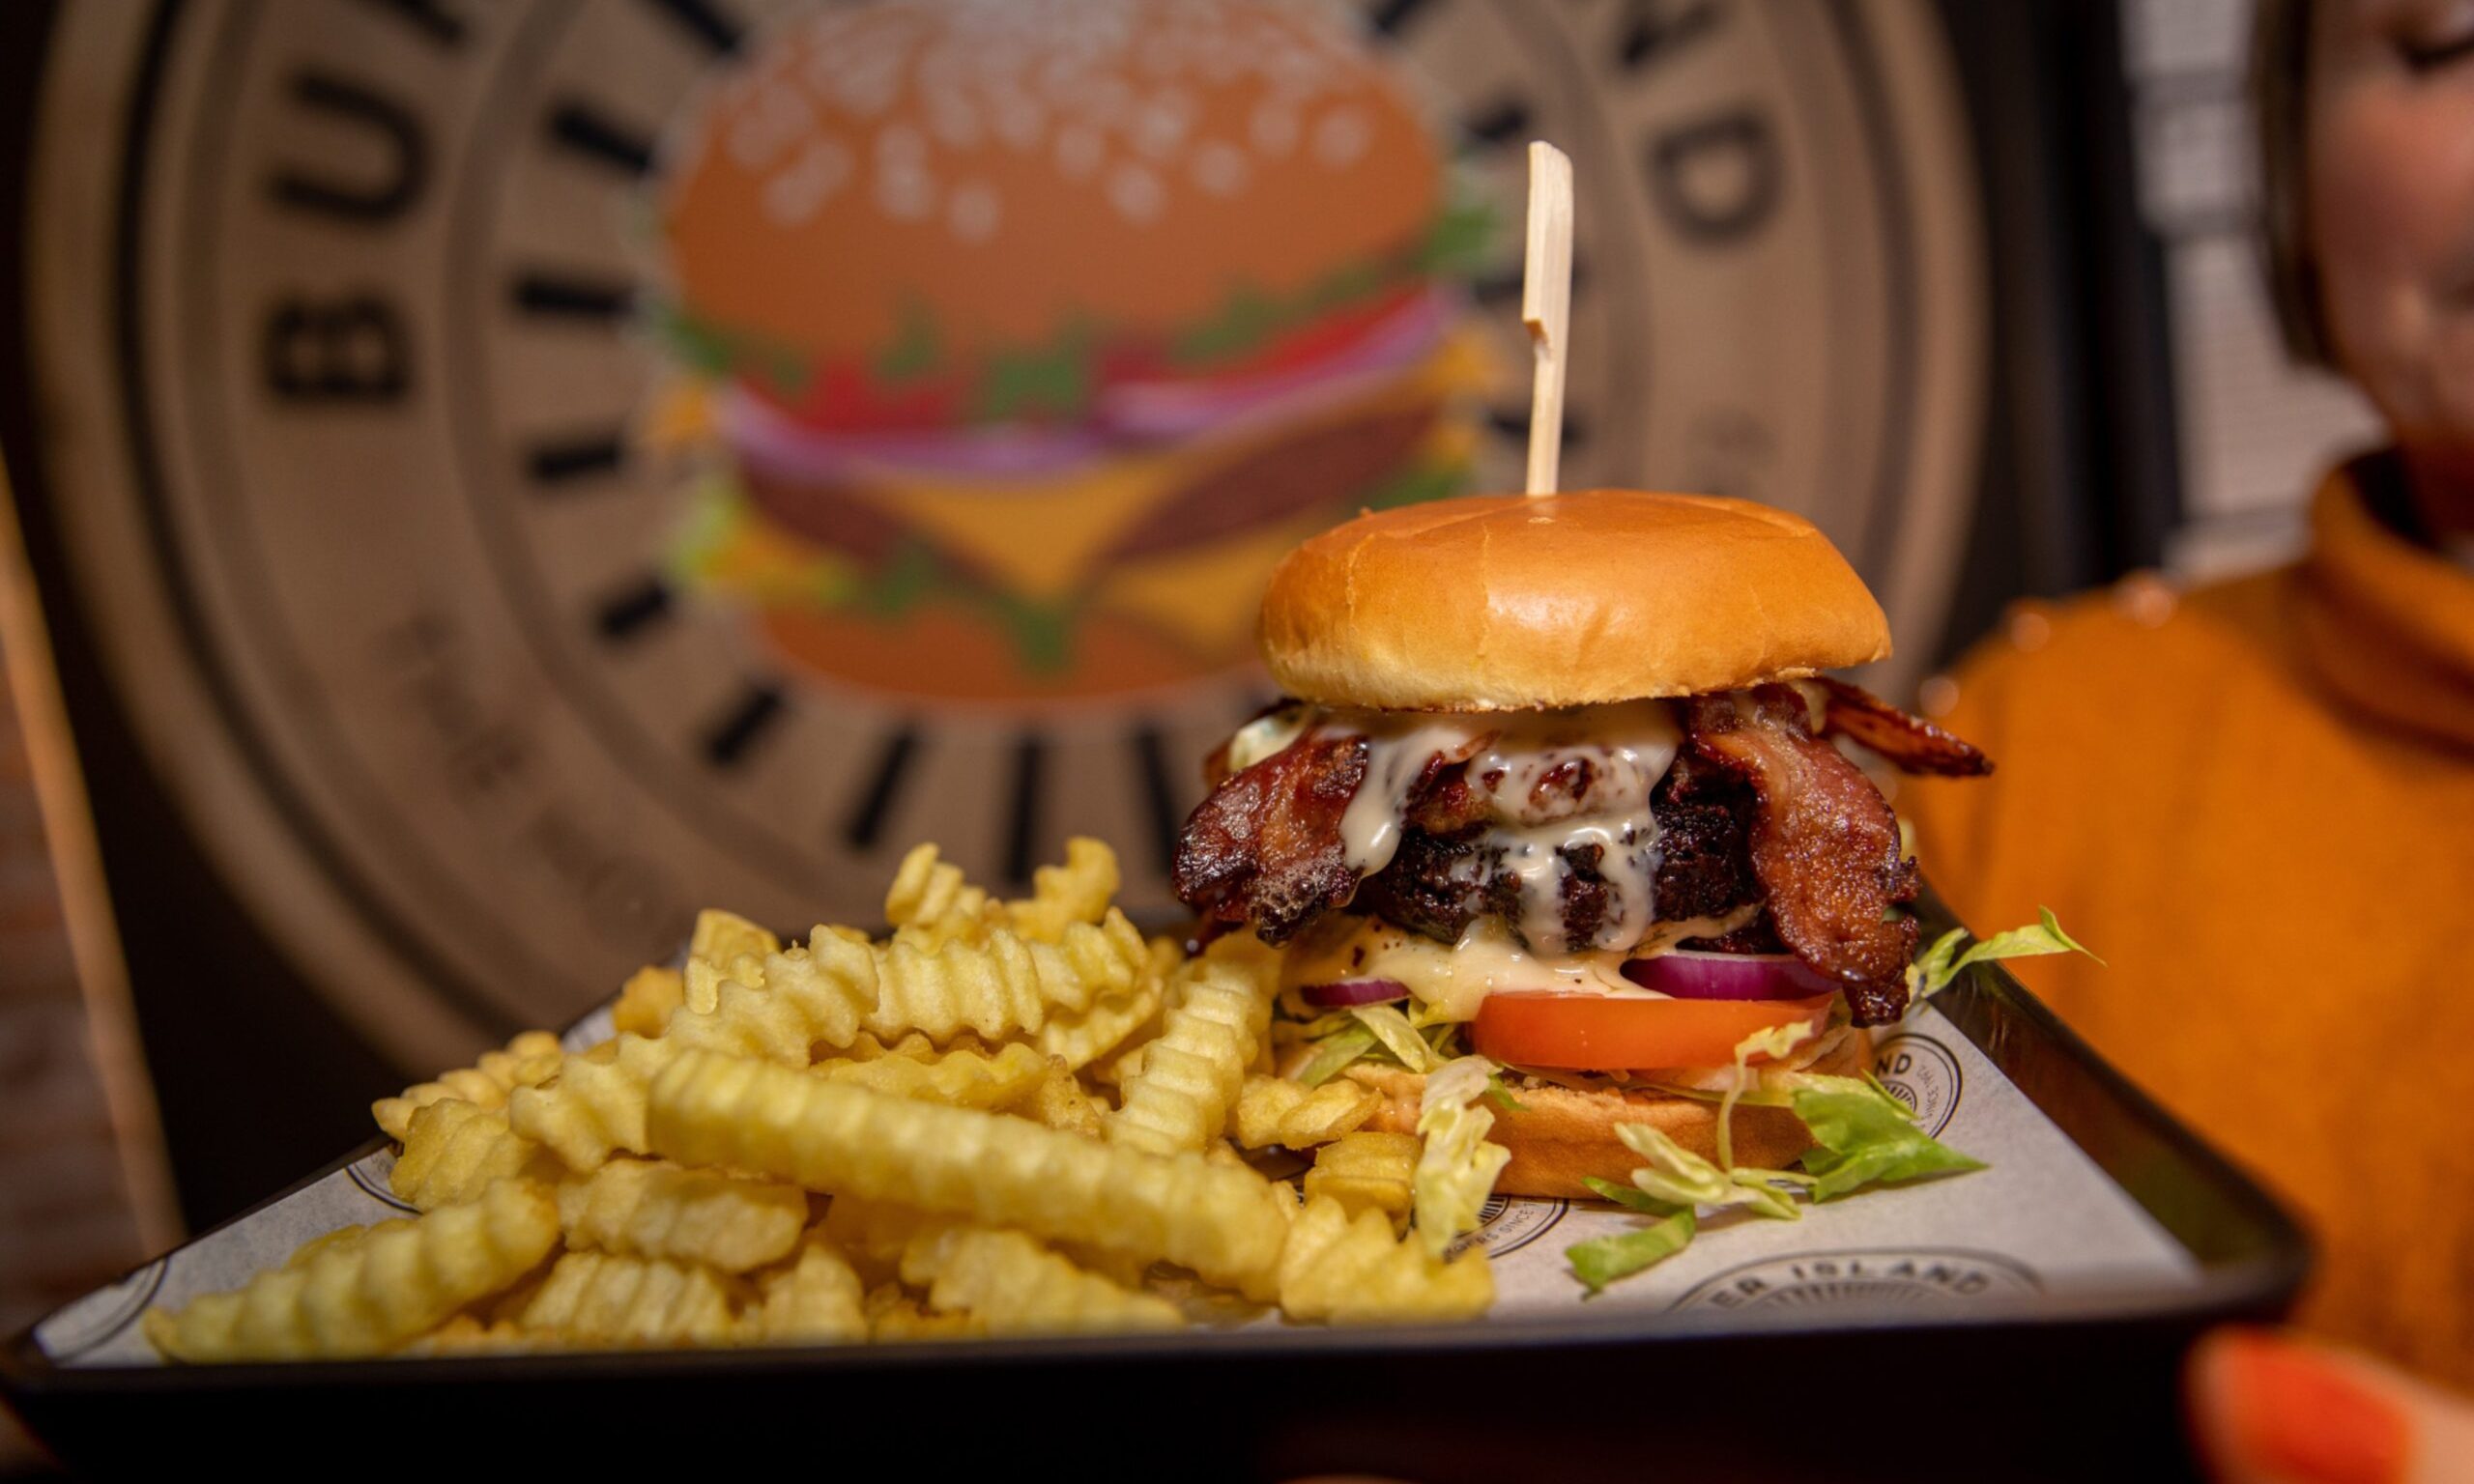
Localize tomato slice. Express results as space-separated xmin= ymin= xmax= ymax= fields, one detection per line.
xmin=1470 ymin=992 xmax=1836 ymax=1072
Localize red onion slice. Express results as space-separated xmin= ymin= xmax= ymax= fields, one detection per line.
xmin=1299 ymin=978 xmax=1412 ymax=1008
xmin=1620 ymin=951 xmax=1838 ymax=1002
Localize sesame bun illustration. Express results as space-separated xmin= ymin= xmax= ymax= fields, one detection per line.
xmin=652 ymin=0 xmax=1491 ymax=703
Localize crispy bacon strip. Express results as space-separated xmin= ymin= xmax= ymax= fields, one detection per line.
xmin=1816 ymin=678 xmax=1993 ymax=778
xmin=1683 ymin=687 xmax=1916 ymax=1024
xmin=1172 ymin=733 xmax=1367 ymax=944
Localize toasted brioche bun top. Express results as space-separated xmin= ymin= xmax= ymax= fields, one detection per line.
xmin=662 ymin=0 xmax=1442 ymax=369
xmin=1258 ymin=490 xmax=1892 ymax=709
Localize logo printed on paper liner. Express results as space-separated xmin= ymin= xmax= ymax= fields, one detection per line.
xmin=1452 ymin=1193 xmax=1569 ymax=1258
xmin=1868 ymin=1031 xmax=1963 ymax=1138
xmin=348 ymin=1147 xmax=419 ymax=1215
xmin=32 ymin=1258 xmax=170 ymax=1361
xmin=1669 ymin=1248 xmax=2039 ymax=1313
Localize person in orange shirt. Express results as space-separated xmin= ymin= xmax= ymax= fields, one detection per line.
xmin=1908 ymin=0 xmax=2474 ymax=1394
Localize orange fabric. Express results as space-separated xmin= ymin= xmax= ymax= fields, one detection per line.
xmin=1904 ymin=466 xmax=2474 ymax=1388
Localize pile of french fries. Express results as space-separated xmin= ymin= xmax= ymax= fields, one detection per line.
xmin=142 ymin=841 xmax=1492 ymax=1360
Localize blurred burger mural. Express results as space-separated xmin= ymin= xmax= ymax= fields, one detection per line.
xmin=653 ymin=2 xmax=1489 ymax=702
xmin=16 ymin=0 xmax=1982 ymax=1068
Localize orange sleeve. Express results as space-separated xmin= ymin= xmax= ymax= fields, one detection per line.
xmin=1892 ymin=599 xmax=2141 ymax=1024
xmin=1900 ymin=628 xmax=2024 ymax=934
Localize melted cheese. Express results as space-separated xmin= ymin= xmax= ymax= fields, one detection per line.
xmin=1225 ymin=704 xmax=1312 ymax=772
xmin=1313 ymin=700 xmax=1684 ymax=956
xmin=1282 ymin=906 xmax=1762 ymax=1022
xmin=1251 ymin=687 xmax=1864 ymax=1020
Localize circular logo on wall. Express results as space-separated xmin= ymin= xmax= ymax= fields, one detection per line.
xmin=1670 ymin=1247 xmax=2038 ymax=1313
xmin=27 ymin=0 xmax=1983 ymax=1061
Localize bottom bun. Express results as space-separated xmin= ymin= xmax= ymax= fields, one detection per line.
xmin=1339 ymin=1027 xmax=1874 ymax=1200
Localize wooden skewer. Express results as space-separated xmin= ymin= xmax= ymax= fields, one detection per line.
xmin=1521 ymin=139 xmax=1574 ymax=498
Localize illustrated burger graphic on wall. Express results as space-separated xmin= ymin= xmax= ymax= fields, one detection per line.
xmin=650 ymin=0 xmax=1492 ymax=704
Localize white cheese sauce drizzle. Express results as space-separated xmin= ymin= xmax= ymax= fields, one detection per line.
xmin=1305 ymin=700 xmax=1686 ymax=956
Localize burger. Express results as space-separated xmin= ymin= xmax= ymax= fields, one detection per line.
xmin=1170 ymin=490 xmax=1992 ymax=1196
xmin=653 ymin=0 xmax=1492 ymax=701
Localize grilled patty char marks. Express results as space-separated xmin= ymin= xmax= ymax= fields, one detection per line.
xmin=1174 ymin=721 xmax=1768 ymax=954
xmin=1349 ymin=760 xmax=1765 ymax=953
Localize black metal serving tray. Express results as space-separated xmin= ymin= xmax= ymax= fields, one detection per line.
xmin=3 ymin=892 xmax=2308 ymax=1482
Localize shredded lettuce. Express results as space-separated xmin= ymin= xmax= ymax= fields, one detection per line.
xmin=1292 ymin=1027 xmax=1377 ymax=1088
xmin=1482 ymin=1072 xmax=1529 ymax=1114
xmin=1715 ymin=1020 xmax=1817 ymax=1170
xmin=1791 ymin=1080 xmax=1985 ymax=1200
xmin=1565 ymin=1209 xmax=1696 ymax=1297
xmin=1910 ymin=907 xmax=2100 ymax=1005
xmin=1422 ymin=1056 xmax=1495 ymax=1114
xmin=1614 ymin=1123 xmax=1800 ymax=1222
xmin=1571 ymin=1037 xmax=1996 ymax=1296
xmin=1765 ymin=1069 xmax=1875 ymax=1101
xmin=1281 ymin=1008 xmax=1363 ymax=1042
xmin=1351 ymin=1004 xmax=1440 ymax=1074
xmin=1581 ymin=1176 xmax=1678 ymax=1215
xmin=1413 ymin=1056 xmax=1512 ymax=1257
xmin=1286 ymin=1003 xmax=1463 ymax=1088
